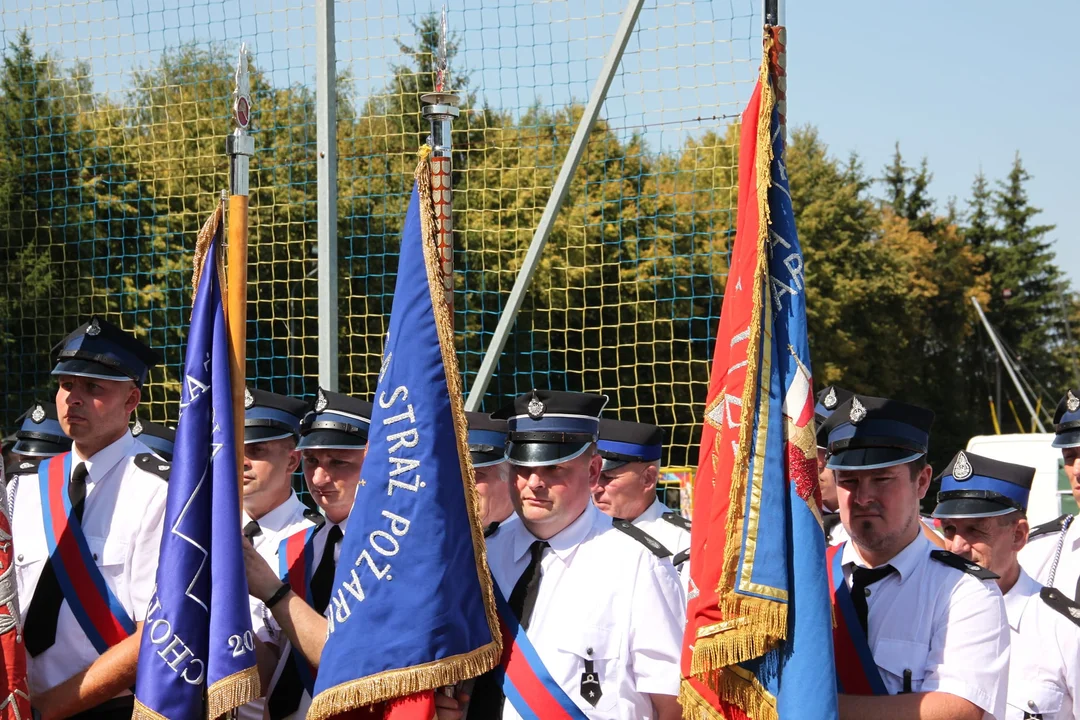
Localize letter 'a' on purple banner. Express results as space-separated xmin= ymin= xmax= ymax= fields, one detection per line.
xmin=133 ymin=206 xmax=260 ymax=720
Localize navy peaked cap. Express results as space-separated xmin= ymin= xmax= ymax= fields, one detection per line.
xmin=51 ymin=316 xmax=161 ymax=386
xmin=298 ymin=388 xmax=373 ymax=450
xmin=823 ymin=394 xmax=934 ymax=471
xmin=933 ymin=450 xmax=1035 ymax=518
xmin=492 ymin=389 xmax=608 ymax=467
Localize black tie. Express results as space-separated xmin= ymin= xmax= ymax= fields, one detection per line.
xmin=309 ymin=524 xmax=342 ymax=614
xmin=243 ymin=520 xmax=262 ymax=541
xmin=267 ymin=524 xmax=342 ymax=719
xmin=850 ymin=565 xmax=896 ymax=637
xmin=25 ymin=463 xmax=89 ymax=657
xmin=469 ymin=541 xmax=549 ymax=717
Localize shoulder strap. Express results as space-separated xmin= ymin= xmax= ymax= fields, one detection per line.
xmin=672 ymin=548 xmax=690 ymax=567
xmin=134 ymin=453 xmax=171 ymax=482
xmin=483 ymin=521 xmax=500 ymax=538
xmin=1029 ymin=514 xmax=1070 ymax=540
xmin=929 ymin=550 xmax=999 ymax=580
xmin=302 ymin=507 xmax=326 ymax=530
xmin=661 ymin=511 xmax=691 ymax=532
xmin=611 ymin=518 xmax=672 ymax=558
xmin=1039 ymin=587 xmax=1080 ymax=628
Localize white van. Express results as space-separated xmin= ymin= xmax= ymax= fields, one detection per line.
xmin=965 ymin=434 xmax=1077 ymax=526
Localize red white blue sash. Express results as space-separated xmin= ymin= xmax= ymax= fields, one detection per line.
xmin=826 ymin=543 xmax=888 ymax=695
xmin=277 ymin=527 xmax=318 ymax=694
xmin=492 ymin=583 xmax=589 ymax=719
xmin=37 ymin=453 xmax=135 ymax=655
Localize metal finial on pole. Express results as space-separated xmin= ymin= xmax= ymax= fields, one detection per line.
xmin=421 ymin=6 xmax=459 ymax=316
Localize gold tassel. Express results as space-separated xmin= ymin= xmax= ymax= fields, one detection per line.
xmin=191 ymin=204 xmax=224 ymax=306
xmin=207 ymin=665 xmax=262 ymax=720
xmin=691 ymin=29 xmax=786 ymax=686
xmin=679 ymin=679 xmax=728 ymax=720
xmin=306 ymin=643 xmax=501 ymax=720
xmin=713 ymin=668 xmax=779 ymax=720
xmin=130 ymin=699 xmax=170 ymax=720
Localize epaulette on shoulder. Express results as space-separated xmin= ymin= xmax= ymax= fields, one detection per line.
xmin=672 ymin=548 xmax=690 ymax=567
xmin=1040 ymin=587 xmax=1080 ymax=628
xmin=15 ymin=460 xmax=39 ymax=475
xmin=303 ymin=507 xmax=326 ymax=530
xmin=1028 ymin=514 xmax=1071 ymax=540
xmin=134 ymin=453 xmax=171 ymax=482
xmin=661 ymin=511 xmax=691 ymax=532
xmin=930 ymin=550 xmax=999 ymax=580
xmin=483 ymin=521 xmax=501 ymax=538
xmin=612 ymin=518 xmax=672 ymax=559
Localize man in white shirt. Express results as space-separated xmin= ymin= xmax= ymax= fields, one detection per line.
xmin=437 ymin=390 xmax=684 ymax=720
xmin=466 ymin=411 xmax=514 ymax=533
xmin=1019 ymin=389 xmax=1080 ymax=600
xmin=821 ymin=393 xmax=1010 ymax=720
xmin=236 ymin=387 xmax=317 ymax=720
xmin=13 ymin=316 xmax=168 ymax=719
xmin=5 ymin=401 xmax=72 ymax=518
xmin=242 ymin=388 xmax=370 ymax=720
xmin=934 ymin=449 xmax=1080 ymax=720
xmin=592 ymin=419 xmax=690 ymax=577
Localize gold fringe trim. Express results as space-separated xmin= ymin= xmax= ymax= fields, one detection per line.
xmin=307 ymin=643 xmax=501 ymax=720
xmin=191 ymin=202 xmax=224 ymax=307
xmin=693 ymin=30 xmax=781 ymax=681
xmin=679 ymin=679 xmax=727 ymax=720
xmin=689 ymin=601 xmax=787 ymax=676
xmin=207 ymin=664 xmax=262 ymax=719
xmin=711 ymin=667 xmax=779 ymax=720
xmin=131 ymin=698 xmax=169 ymax=720
xmin=414 ymin=144 xmax=504 ymax=659
xmin=305 ymin=146 xmax=504 ymax=720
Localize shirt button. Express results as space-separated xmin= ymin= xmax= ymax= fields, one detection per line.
xmin=93 ymin=553 xmax=99 ymax=561
xmin=16 ymin=554 xmax=23 ymax=562
xmin=864 ymin=588 xmax=871 ymax=597
xmin=1029 ymin=701 xmax=1037 ymax=709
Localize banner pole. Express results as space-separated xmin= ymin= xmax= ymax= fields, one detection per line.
xmin=227 ymin=45 xmax=254 ymax=508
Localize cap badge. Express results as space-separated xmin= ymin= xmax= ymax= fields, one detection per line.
xmin=315 ymin=389 xmax=329 ymax=413
xmin=244 ymin=387 xmax=254 ymax=409
xmin=823 ymin=387 xmax=838 ymax=410
xmin=85 ymin=318 xmax=102 ymax=336
xmin=1068 ymin=390 xmax=1080 ymax=413
xmin=952 ymin=451 xmax=973 ymax=481
xmin=849 ymin=397 xmax=867 ymax=424
xmin=527 ymin=396 xmax=545 ymax=420
xmin=30 ymin=404 xmax=46 ymax=423
xmin=132 ymin=418 xmax=144 ymax=436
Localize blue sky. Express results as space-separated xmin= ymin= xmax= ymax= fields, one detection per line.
xmin=2 ymin=0 xmax=1074 ymax=289
xmin=787 ymin=0 xmax=1079 ymax=289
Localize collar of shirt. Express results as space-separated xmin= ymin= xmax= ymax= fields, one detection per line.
xmin=841 ymin=530 xmax=929 ymax=584
xmin=1003 ymin=568 xmax=1040 ymax=631
xmin=244 ymin=492 xmax=305 ymax=535
xmin=634 ymin=497 xmax=667 ymax=525
xmin=72 ymin=430 xmax=135 ymax=489
xmin=512 ymin=502 xmax=598 ymax=566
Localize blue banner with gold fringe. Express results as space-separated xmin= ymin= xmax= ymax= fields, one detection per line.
xmin=307 ymin=150 xmax=501 ymax=720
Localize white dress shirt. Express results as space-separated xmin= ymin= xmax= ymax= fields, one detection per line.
xmin=1019 ymin=516 xmax=1080 ymax=600
xmin=485 ymin=504 xmax=685 ymax=719
xmin=632 ymin=498 xmax=691 ymax=590
xmin=239 ymin=493 xmax=317 ymax=720
xmin=1003 ymin=570 xmax=1080 ymax=720
xmin=840 ymin=533 xmax=1010 ymax=719
xmin=12 ymin=431 xmax=168 ymax=695
xmin=263 ymin=515 xmax=346 ymax=720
